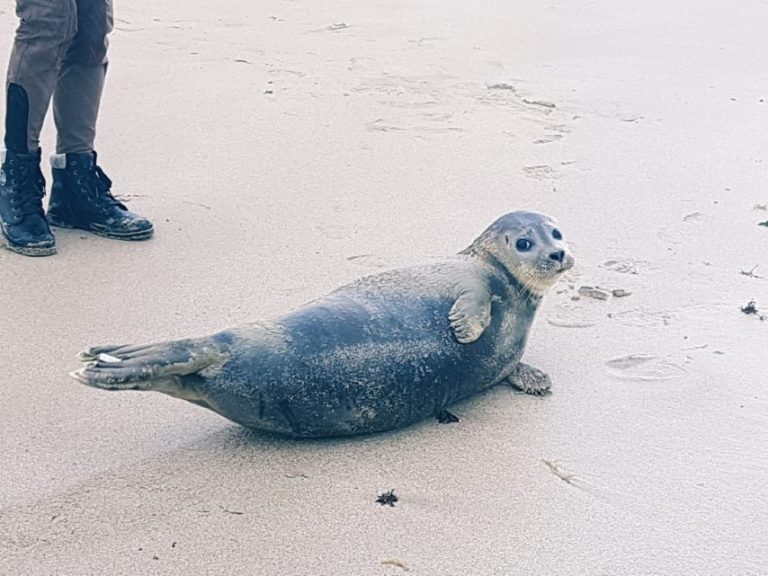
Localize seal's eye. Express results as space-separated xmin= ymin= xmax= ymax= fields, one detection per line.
xmin=552 ymin=229 xmax=562 ymax=240
xmin=515 ymin=238 xmax=533 ymax=252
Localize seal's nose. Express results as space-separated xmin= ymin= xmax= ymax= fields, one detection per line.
xmin=549 ymin=250 xmax=565 ymax=263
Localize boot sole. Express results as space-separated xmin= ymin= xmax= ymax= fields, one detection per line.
xmin=48 ymin=218 xmax=154 ymax=241
xmin=1 ymin=236 xmax=57 ymax=256
xmin=1 ymin=227 xmax=57 ymax=257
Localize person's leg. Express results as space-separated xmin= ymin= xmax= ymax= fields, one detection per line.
xmin=47 ymin=0 xmax=153 ymax=241
xmin=0 ymin=0 xmax=76 ymax=256
xmin=52 ymin=0 xmax=112 ymax=154
xmin=5 ymin=0 xmax=77 ymax=154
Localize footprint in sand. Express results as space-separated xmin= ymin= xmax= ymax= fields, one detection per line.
xmin=682 ymin=211 xmax=709 ymax=223
xmin=547 ymin=298 xmax=597 ymax=329
xmin=486 ymin=82 xmax=518 ymax=92
xmin=600 ymin=259 xmax=659 ymax=275
xmin=523 ymin=165 xmax=559 ymax=179
xmin=605 ymin=354 xmax=686 ymax=381
xmin=533 ymin=134 xmax=563 ymax=145
xmin=367 ymin=119 xmax=405 ymax=132
xmin=546 ymin=124 xmax=575 ymax=134
xmin=547 ymin=316 xmax=595 ymax=328
xmin=610 ymin=308 xmax=674 ymax=328
xmin=657 ymin=213 xmax=710 ymax=244
xmin=612 ymin=302 xmax=732 ymax=331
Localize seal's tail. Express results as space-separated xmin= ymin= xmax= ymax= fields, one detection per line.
xmin=70 ymin=338 xmax=223 ymax=391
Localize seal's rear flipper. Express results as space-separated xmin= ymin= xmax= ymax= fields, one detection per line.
xmin=70 ymin=338 xmax=224 ymax=394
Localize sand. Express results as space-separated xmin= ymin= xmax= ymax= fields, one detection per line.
xmin=1 ymin=1 xmax=766 ymax=574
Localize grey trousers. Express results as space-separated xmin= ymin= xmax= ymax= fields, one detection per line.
xmin=4 ymin=0 xmax=113 ymax=154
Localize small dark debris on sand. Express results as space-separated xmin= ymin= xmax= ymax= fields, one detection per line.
xmin=522 ymin=98 xmax=556 ymax=108
xmin=376 ymin=489 xmax=398 ymax=507
xmin=219 ymin=505 xmax=244 ymax=515
xmin=740 ymin=265 xmax=763 ymax=279
xmin=741 ymin=300 xmax=766 ymax=320
xmin=436 ymin=409 xmax=460 ymax=424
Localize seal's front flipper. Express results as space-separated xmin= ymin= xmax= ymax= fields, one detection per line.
xmin=71 ymin=338 xmax=224 ymax=398
xmin=507 ymin=362 xmax=552 ymax=396
xmin=449 ymin=285 xmax=492 ymax=344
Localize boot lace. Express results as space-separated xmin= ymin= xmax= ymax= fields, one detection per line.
xmin=11 ymin=162 xmax=46 ymax=219
xmin=82 ymin=165 xmax=128 ymax=210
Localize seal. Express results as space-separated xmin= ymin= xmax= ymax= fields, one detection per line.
xmin=72 ymin=211 xmax=574 ymax=438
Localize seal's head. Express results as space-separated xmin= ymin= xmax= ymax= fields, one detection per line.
xmin=466 ymin=211 xmax=574 ymax=296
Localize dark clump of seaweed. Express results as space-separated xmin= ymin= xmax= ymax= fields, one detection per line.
xmin=741 ymin=300 xmax=766 ymax=320
xmin=376 ymin=489 xmax=398 ymax=507
xmin=740 ymin=265 xmax=763 ymax=279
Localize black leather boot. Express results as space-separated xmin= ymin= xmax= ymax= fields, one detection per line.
xmin=47 ymin=152 xmax=154 ymax=240
xmin=0 ymin=149 xmax=56 ymax=256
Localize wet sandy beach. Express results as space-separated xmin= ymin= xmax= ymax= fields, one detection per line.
xmin=1 ymin=1 xmax=766 ymax=574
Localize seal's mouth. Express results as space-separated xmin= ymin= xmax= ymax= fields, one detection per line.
xmin=517 ymin=253 xmax=574 ymax=295
xmin=540 ymin=254 xmax=574 ymax=276
xmin=557 ymin=254 xmax=575 ymax=273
